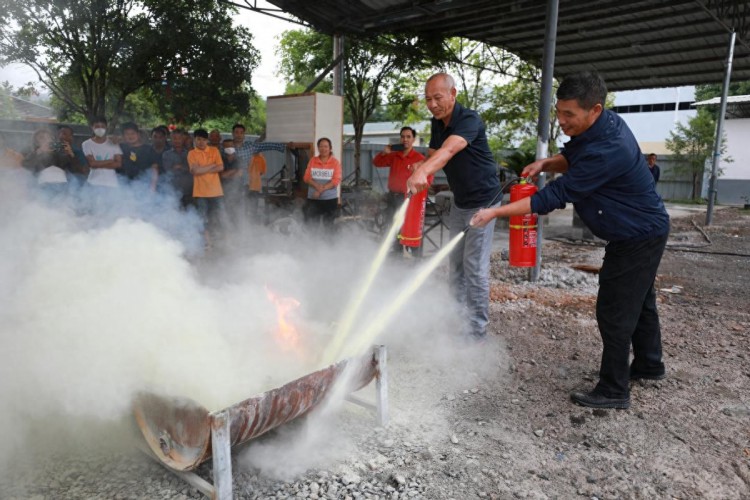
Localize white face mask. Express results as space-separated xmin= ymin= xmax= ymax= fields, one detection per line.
xmin=93 ymin=128 xmax=107 ymax=138
xmin=224 ymin=147 xmax=236 ymax=155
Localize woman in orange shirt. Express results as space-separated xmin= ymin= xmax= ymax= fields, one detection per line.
xmin=303 ymin=137 xmax=342 ymax=229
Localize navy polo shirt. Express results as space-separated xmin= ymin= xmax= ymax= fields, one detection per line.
xmin=429 ymin=101 xmax=499 ymax=209
xmin=530 ymin=110 xmax=669 ymax=242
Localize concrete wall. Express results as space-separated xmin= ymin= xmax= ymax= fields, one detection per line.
xmin=720 ymin=119 xmax=750 ymax=180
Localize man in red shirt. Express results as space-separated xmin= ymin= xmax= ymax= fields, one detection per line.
xmin=373 ymin=126 xmax=426 ymax=252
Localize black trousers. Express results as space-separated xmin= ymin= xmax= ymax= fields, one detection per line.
xmin=594 ymin=233 xmax=669 ymax=398
xmin=304 ymin=198 xmax=338 ymax=229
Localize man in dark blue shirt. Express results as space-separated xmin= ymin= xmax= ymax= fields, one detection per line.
xmin=471 ymin=72 xmax=670 ymax=409
xmin=119 ymin=122 xmax=159 ymax=191
xmin=407 ymin=73 xmax=500 ymax=342
xmin=647 ymin=153 xmax=661 ymax=183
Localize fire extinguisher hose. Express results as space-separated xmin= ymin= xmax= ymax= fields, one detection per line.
xmin=461 ymin=176 xmax=524 ymax=233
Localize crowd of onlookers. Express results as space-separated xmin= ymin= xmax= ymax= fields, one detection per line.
xmin=0 ymin=119 xmax=287 ymax=246
xmin=1 ymin=119 xmax=436 ymax=248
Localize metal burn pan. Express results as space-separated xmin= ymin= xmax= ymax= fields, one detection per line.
xmin=133 ymin=345 xmax=388 ymax=499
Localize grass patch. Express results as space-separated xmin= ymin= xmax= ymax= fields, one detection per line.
xmin=663 ymin=198 xmax=707 ymax=205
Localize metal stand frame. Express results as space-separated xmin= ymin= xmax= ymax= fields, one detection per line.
xmin=141 ymin=345 xmax=389 ymax=500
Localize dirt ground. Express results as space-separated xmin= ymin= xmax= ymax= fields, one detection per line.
xmin=2 ymin=208 xmax=749 ymax=500
xmin=419 ymin=206 xmax=750 ymax=499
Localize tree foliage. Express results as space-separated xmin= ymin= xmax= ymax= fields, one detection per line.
xmin=695 ymin=81 xmax=750 ymax=101
xmin=383 ymin=38 xmax=560 ymax=156
xmin=666 ymin=109 xmax=729 ymax=200
xmin=0 ymin=0 xmax=260 ymax=127
xmin=277 ymin=29 xmax=445 ymax=183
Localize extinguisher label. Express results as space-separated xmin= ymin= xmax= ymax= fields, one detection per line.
xmin=521 ymin=214 xmax=537 ymax=248
xmin=523 ymin=228 xmax=537 ymax=248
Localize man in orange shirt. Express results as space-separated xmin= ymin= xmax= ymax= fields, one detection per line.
xmin=188 ymin=128 xmax=224 ymax=247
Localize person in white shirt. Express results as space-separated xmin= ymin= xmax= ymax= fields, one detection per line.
xmin=82 ymin=117 xmax=122 ymax=188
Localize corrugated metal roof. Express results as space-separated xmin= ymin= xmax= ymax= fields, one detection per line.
xmin=694 ymin=93 xmax=750 ymax=117
xmin=264 ymin=0 xmax=750 ymax=91
xmin=694 ymin=94 xmax=750 ymax=105
xmin=0 ymin=93 xmax=56 ymax=121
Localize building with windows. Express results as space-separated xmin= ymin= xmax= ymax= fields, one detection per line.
xmin=581 ymin=86 xmax=697 ymax=155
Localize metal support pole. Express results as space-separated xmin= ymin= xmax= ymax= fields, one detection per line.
xmin=333 ymin=34 xmax=345 ymax=97
xmin=375 ymin=345 xmax=389 ymax=426
xmin=706 ymin=30 xmax=735 ymax=226
xmin=211 ymin=410 xmax=233 ymax=500
xmin=531 ymin=0 xmax=559 ymax=281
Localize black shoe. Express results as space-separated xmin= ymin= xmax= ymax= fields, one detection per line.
xmin=570 ymin=390 xmax=630 ymax=409
xmin=630 ymin=372 xmax=666 ymax=381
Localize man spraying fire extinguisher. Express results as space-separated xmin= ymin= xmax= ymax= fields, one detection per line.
xmin=406 ymin=72 xmax=501 ymax=344
xmin=471 ymin=72 xmax=670 ymax=411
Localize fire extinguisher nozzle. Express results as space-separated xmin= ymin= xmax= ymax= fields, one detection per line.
xmin=462 ymin=224 xmax=472 ymax=234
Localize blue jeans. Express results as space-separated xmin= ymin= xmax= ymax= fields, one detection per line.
xmin=449 ymin=203 xmax=496 ymax=338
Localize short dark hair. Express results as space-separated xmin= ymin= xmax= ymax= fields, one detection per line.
xmin=121 ymin=122 xmax=139 ymax=134
xmin=557 ymin=71 xmax=607 ymax=110
xmin=194 ymin=128 xmax=209 ymax=139
xmin=232 ymin=123 xmax=246 ymax=132
xmin=172 ymin=128 xmax=187 ymax=136
xmin=400 ymin=126 xmax=417 ymax=138
xmin=648 ymin=153 xmax=657 ymax=158
xmin=317 ymin=137 xmax=332 ymax=149
xmin=58 ymin=125 xmax=74 ymax=134
xmin=90 ymin=116 xmax=107 ymax=126
xmin=151 ymin=126 xmax=168 ymax=137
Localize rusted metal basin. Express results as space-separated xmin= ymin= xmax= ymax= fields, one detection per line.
xmin=133 ymin=349 xmax=379 ymax=471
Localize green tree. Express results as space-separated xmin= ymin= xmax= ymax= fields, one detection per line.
xmin=0 ymin=83 xmax=18 ymax=120
xmin=200 ymin=95 xmax=267 ymax=135
xmin=666 ymin=109 xmax=728 ymax=200
xmin=277 ymin=29 xmax=444 ymax=184
xmin=695 ymin=81 xmax=750 ymax=101
xmin=0 ymin=0 xmax=259 ymax=127
xmin=385 ymin=38 xmax=560 ymax=156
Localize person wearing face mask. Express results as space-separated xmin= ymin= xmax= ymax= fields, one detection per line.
xmin=82 ymin=117 xmax=122 ymax=189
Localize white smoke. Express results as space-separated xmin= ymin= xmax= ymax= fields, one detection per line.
xmin=0 ymin=167 xmax=504 ymax=481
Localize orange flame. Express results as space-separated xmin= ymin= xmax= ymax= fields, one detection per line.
xmin=265 ymin=286 xmax=301 ymax=352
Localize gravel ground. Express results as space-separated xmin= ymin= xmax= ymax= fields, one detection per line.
xmin=2 ymin=208 xmax=749 ymax=499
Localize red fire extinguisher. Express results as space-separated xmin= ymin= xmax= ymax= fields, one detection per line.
xmin=399 ymin=188 xmax=429 ymax=248
xmin=399 ymin=171 xmax=435 ymax=249
xmin=509 ymin=176 xmax=538 ymax=267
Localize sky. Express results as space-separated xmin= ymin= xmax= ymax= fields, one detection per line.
xmin=0 ymin=1 xmax=296 ymax=99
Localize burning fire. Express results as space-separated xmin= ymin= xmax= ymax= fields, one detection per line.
xmin=265 ymin=286 xmax=302 ymax=353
